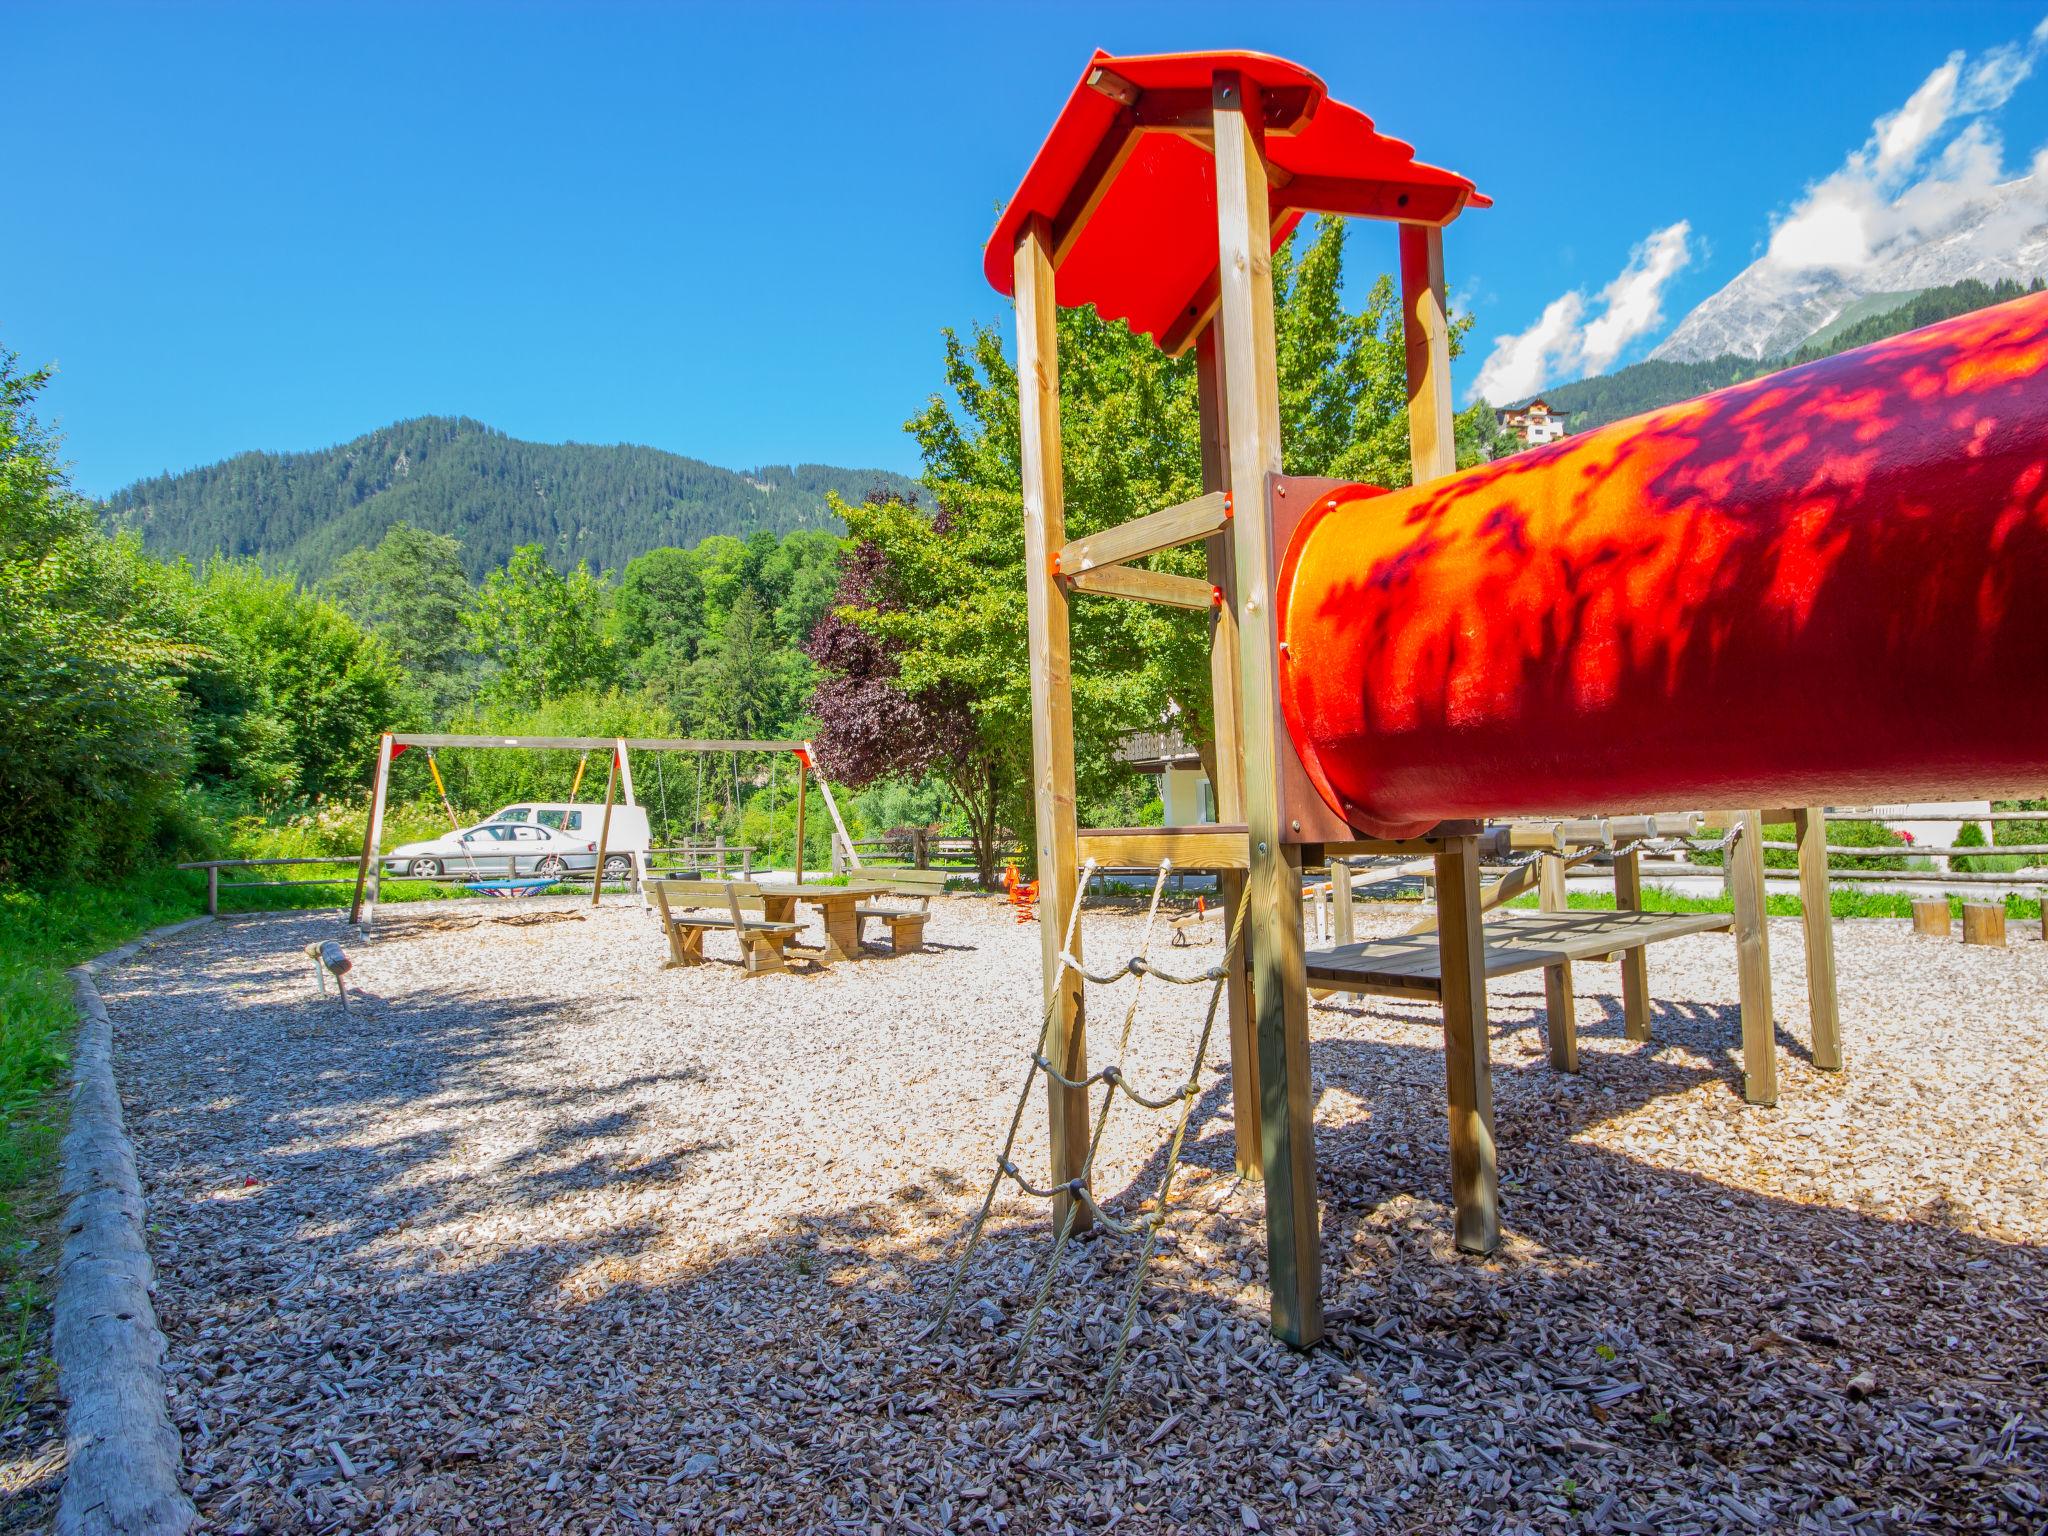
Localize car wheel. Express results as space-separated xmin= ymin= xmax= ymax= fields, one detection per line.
xmin=602 ymin=854 xmax=632 ymax=879
xmin=407 ymin=857 xmax=442 ymax=878
xmin=535 ymin=855 xmax=565 ymax=877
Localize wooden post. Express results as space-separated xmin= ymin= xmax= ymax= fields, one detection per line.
xmin=1793 ymin=807 xmax=1842 ymax=1071
xmin=1331 ymin=858 xmax=1355 ymax=946
xmin=793 ymin=750 xmax=808 ymax=885
xmin=1435 ymin=835 xmax=1498 ymax=1253
xmin=348 ymin=733 xmax=394 ymax=928
xmin=1612 ymin=846 xmax=1653 ymax=1041
xmin=1399 ymin=224 xmax=1457 ymax=484
xmin=1014 ymin=214 xmax=1091 ymax=1234
xmin=1198 ymin=305 xmax=1260 ymax=1179
xmin=613 ymin=740 xmax=647 ymax=902
xmin=1728 ymin=808 xmax=1778 ymax=1106
xmin=1962 ymin=901 xmax=2008 ymax=946
xmin=1910 ymin=896 xmax=1951 ymax=936
xmin=1214 ymin=70 xmax=1320 ymax=1346
xmin=206 ymin=864 xmax=219 ymax=917
xmin=1538 ymin=853 xmax=1579 ymax=1072
xmin=591 ymin=748 xmax=619 ymax=908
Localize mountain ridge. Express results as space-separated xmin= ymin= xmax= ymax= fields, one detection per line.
xmin=1651 ymin=169 xmax=2048 ymax=363
xmin=102 ymin=415 xmax=922 ymax=581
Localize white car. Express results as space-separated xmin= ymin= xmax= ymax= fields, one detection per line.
xmin=382 ymin=821 xmax=631 ymax=881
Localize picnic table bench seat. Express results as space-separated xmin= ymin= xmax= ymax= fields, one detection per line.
xmin=649 ymin=877 xmax=823 ymax=975
xmin=853 ymin=867 xmax=950 ymax=953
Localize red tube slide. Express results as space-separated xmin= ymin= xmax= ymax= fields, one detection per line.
xmin=1276 ymin=293 xmax=2048 ymax=839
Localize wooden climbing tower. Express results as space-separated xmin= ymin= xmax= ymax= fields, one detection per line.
xmin=987 ymin=49 xmax=1492 ymax=1349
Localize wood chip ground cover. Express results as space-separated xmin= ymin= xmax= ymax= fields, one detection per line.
xmin=97 ymin=897 xmax=2047 ymax=1534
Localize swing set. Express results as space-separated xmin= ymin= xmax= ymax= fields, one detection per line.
xmin=346 ymin=732 xmax=862 ymax=928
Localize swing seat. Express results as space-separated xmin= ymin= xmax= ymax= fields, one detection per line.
xmin=462 ymin=877 xmax=557 ymax=898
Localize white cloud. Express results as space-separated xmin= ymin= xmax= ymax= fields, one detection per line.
xmin=1767 ymin=17 xmax=2048 ymax=275
xmin=1469 ymin=222 xmax=1691 ymax=404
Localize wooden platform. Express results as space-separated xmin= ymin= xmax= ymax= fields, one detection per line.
xmin=1305 ymin=909 xmax=1733 ymax=1001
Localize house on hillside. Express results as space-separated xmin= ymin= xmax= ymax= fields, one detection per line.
xmin=1120 ymin=728 xmax=1213 ymax=825
xmin=1498 ymin=398 xmax=1569 ymax=446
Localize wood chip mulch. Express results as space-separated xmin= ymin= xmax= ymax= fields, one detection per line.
xmin=96 ymin=895 xmax=2048 ymax=1534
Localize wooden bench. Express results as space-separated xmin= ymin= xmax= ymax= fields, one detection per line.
xmin=854 ymin=867 xmax=949 ymax=953
xmin=648 ymin=877 xmax=818 ymax=975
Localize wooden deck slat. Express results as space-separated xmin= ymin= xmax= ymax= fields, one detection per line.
xmin=1305 ymin=909 xmax=1732 ymax=999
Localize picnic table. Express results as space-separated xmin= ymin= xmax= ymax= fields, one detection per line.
xmin=754 ymin=880 xmax=895 ymax=964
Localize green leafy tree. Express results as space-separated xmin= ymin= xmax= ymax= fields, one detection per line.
xmin=679 ymin=587 xmax=807 ymax=739
xmin=179 ymin=558 xmax=409 ymax=805
xmin=0 ymin=348 xmax=196 ymax=876
xmin=466 ymin=544 xmax=619 ymax=705
xmin=324 ymin=520 xmax=472 ymax=710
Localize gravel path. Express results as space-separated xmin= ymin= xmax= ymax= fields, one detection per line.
xmin=100 ymin=895 xmax=2048 ymax=1533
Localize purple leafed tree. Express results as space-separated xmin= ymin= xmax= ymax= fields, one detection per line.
xmin=805 ymin=517 xmax=1005 ymax=886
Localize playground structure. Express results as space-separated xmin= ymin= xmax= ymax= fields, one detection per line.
xmin=990 ymin=48 xmax=2048 ymax=1349
xmin=346 ymin=733 xmax=860 ymax=928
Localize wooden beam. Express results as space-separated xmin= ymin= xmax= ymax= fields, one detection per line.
xmin=1051 ymin=117 xmax=1140 ymax=267
xmin=1538 ymin=853 xmax=1580 ymax=1073
xmin=1398 ymin=224 xmax=1457 ymax=485
xmin=1214 ymin=69 xmax=1321 ymax=1349
xmin=1015 ymin=215 xmax=1091 ymax=1234
xmin=1064 ymin=563 xmax=1215 ymax=610
xmin=1280 ymin=178 xmax=1467 ymax=227
xmin=1613 ymin=846 xmax=1654 ymax=1041
xmin=1198 ymin=326 xmax=1259 ymax=1181
xmin=1076 ymin=825 xmax=1249 ymax=870
xmin=391 ymin=733 xmax=806 ymax=753
xmin=1794 ymin=806 xmax=1842 ymax=1071
xmin=1056 ymin=491 xmax=1230 ymax=574
xmin=1729 ymin=809 xmax=1779 ymax=1106
xmin=613 ymin=739 xmax=647 ymax=901
xmin=348 ymin=733 xmax=394 ymax=928
xmin=1435 ymin=835 xmax=1499 ymax=1254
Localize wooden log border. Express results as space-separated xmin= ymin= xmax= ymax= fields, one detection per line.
xmin=55 ymin=917 xmax=211 ymax=1536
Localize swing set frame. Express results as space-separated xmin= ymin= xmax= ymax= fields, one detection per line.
xmin=347 ymin=732 xmax=861 ymax=928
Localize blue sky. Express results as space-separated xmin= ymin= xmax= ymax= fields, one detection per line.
xmin=10 ymin=1 xmax=2048 ymax=496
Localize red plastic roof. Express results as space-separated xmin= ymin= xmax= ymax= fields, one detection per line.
xmin=985 ymin=49 xmax=1488 ymax=352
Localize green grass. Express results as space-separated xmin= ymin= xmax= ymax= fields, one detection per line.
xmin=0 ymin=866 xmax=221 ymax=1410
xmin=1503 ymin=884 xmax=2044 ymax=920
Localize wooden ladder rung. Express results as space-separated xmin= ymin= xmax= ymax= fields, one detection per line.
xmin=1056 ymin=491 xmax=1230 ymax=574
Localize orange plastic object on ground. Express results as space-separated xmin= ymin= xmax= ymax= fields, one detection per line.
xmin=1276 ymin=292 xmax=2048 ymax=838
xmin=984 ymin=50 xmax=1486 ymax=351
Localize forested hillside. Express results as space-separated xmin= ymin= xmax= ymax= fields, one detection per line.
xmin=103 ymin=415 xmax=921 ymax=581
xmin=1520 ymin=276 xmax=2045 ymax=432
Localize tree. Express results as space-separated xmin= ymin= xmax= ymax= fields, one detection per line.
xmin=323 ymin=521 xmax=472 ymax=709
xmin=465 ymin=544 xmax=618 ymax=705
xmin=678 ymin=587 xmax=806 ymax=739
xmin=179 ymin=558 xmax=410 ymax=805
xmin=806 ymin=522 xmax=1008 ymax=885
xmin=0 ymin=347 xmax=195 ymax=876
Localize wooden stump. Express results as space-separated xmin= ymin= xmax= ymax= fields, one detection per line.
xmin=1961 ymin=901 xmax=2007 ymax=947
xmin=1910 ymin=897 xmax=1951 ymax=937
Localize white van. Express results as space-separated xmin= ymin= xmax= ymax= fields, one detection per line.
xmin=487 ymin=802 xmax=651 ymax=852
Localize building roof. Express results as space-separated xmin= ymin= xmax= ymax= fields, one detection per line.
xmin=983 ymin=49 xmax=1488 ymax=354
